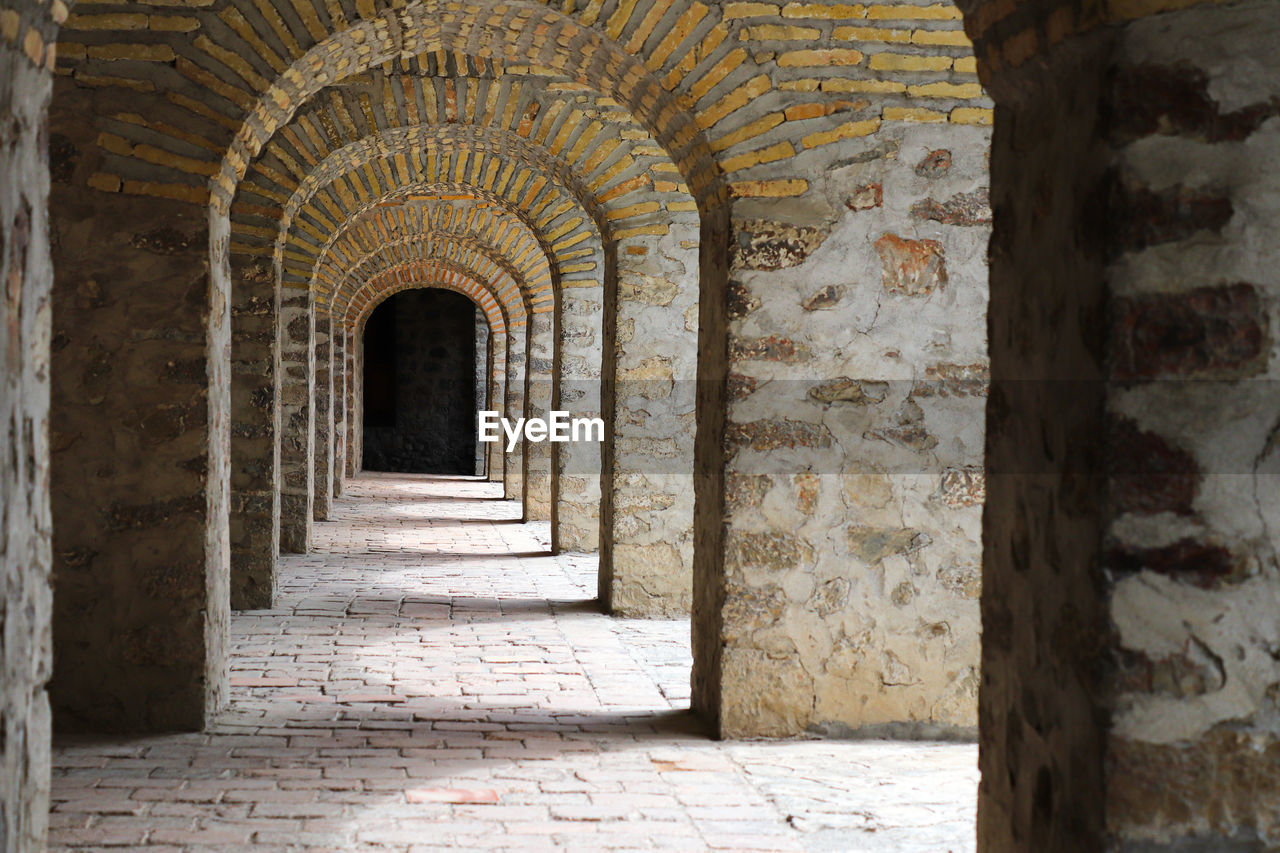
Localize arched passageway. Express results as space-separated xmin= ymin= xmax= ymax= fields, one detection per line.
xmin=48 ymin=472 xmax=979 ymax=852
xmin=5 ymin=0 xmax=1280 ymax=850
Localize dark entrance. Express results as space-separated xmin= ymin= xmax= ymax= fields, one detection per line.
xmin=362 ymin=289 xmax=477 ymax=474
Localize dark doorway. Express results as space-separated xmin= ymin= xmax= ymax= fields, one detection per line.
xmin=362 ymin=289 xmax=478 ymax=474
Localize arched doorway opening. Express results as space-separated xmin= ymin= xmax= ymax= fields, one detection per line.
xmin=361 ymin=289 xmax=479 ymax=476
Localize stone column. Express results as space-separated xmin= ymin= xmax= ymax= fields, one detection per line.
xmin=278 ymin=288 xmax=314 ymax=553
xmin=601 ymin=227 xmax=698 ymax=616
xmin=503 ymin=319 xmax=527 ymax=502
xmin=488 ymin=331 xmax=508 ymax=483
xmin=332 ymin=329 xmax=346 ymax=498
xmin=48 ymin=100 xmax=230 ymax=733
xmin=346 ymin=325 xmax=361 ymax=479
xmin=553 ymin=283 xmax=604 ymax=554
xmin=960 ymin=1 xmax=1280 ymax=848
xmin=1 ymin=30 xmax=56 ymax=851
xmin=229 ymin=256 xmax=278 ymax=610
xmin=522 ymin=308 xmax=554 ymax=521
xmin=312 ymin=310 xmax=333 ymax=520
xmin=474 ymin=306 xmax=490 ymax=477
xmin=692 ymin=120 xmax=990 ymax=738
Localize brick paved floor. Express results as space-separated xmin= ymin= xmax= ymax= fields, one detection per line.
xmin=49 ymin=473 xmax=978 ymax=852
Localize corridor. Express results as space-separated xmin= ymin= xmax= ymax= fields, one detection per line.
xmin=48 ymin=475 xmax=977 ymax=852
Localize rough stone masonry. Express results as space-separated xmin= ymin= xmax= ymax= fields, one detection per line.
xmin=1 ymin=0 xmax=1276 ymax=851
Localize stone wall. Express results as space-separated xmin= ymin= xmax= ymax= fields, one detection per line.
xmin=312 ymin=312 xmax=334 ymax=519
xmin=346 ymin=326 xmax=363 ymax=482
xmin=600 ymin=223 xmax=701 ymax=616
xmin=552 ymin=283 xmax=605 ymax=554
xmin=278 ymin=289 xmax=313 ymax=554
xmin=0 ymin=11 xmax=56 ymax=850
xmin=972 ymin=40 xmax=1111 ymax=850
xmin=501 ymin=317 xmax=528 ymax=503
xmin=694 ymin=118 xmax=990 ymax=738
xmin=523 ymin=312 xmax=556 ymax=521
xmin=48 ymin=75 xmax=229 ymax=732
xmin=363 ymin=289 xmax=478 ymax=475
xmin=333 ymin=330 xmax=347 ymax=496
xmin=958 ymin=0 xmax=1280 ymax=848
xmin=229 ymin=257 xmax=277 ymax=610
xmin=475 ymin=306 xmax=490 ymax=477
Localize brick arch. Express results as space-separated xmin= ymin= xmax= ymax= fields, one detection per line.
xmin=323 ymin=232 xmax=542 ymax=325
xmin=58 ymin=0 xmax=993 ymax=220
xmin=340 ymin=268 xmax=524 ymax=510
xmin=306 ymin=183 xmax=600 ymax=294
xmin=346 ymin=263 xmax=509 ymax=337
xmin=313 ymin=201 xmax=555 ymax=316
xmin=230 ymin=73 xmax=694 ymax=252
xmin=209 ymin=1 xmax=720 ymax=218
xmin=338 ymin=256 xmax=527 ymax=338
xmin=267 ymin=126 xmax=609 ymax=290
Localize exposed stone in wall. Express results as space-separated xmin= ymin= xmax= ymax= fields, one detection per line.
xmin=600 ymin=224 xmax=700 ymax=616
xmin=278 ymin=290 xmax=314 ymax=554
xmin=312 ymin=312 xmax=334 ymax=520
xmin=363 ymin=290 xmax=477 ymax=475
xmin=523 ymin=312 xmax=556 ymax=522
xmin=1105 ymin=4 xmax=1280 ymax=848
xmin=502 ymin=320 xmax=528 ymax=504
xmin=0 ymin=27 xmax=55 ymax=853
xmin=954 ymin=0 xmax=1280 ymax=849
xmin=475 ymin=306 xmax=490 ymax=477
xmin=963 ymin=25 xmax=1115 ymax=851
xmin=692 ymin=209 xmax=733 ymax=740
xmin=487 ymin=333 xmax=508 ymax=484
xmin=48 ymin=78 xmax=228 ymax=733
xmin=332 ymin=331 xmax=347 ymax=498
xmin=698 ymin=119 xmax=990 ymax=738
xmin=553 ymin=285 xmax=604 ymax=554
xmin=229 ymin=257 xmax=278 ymax=611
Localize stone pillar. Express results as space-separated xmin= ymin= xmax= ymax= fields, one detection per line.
xmin=692 ymin=121 xmax=990 ymax=737
xmin=522 ymin=309 xmax=554 ymax=521
xmin=503 ymin=319 xmax=527 ymax=502
xmin=332 ymin=329 xmax=346 ymax=498
xmin=962 ymin=1 xmax=1280 ymax=848
xmin=229 ymin=256 xmax=278 ymax=610
xmin=1 ymin=30 xmax=55 ymax=852
xmin=346 ymin=325 xmax=361 ymax=479
xmin=553 ymin=283 xmax=604 ymax=554
xmin=692 ymin=211 xmax=731 ymax=739
xmin=474 ymin=306 xmax=490 ymax=477
xmin=488 ymin=331 xmax=507 ymax=483
xmin=312 ymin=310 xmax=333 ymax=520
xmin=601 ymin=228 xmax=698 ymax=616
xmin=278 ymin=288 xmax=314 ymax=553
xmin=48 ymin=92 xmax=230 ymax=733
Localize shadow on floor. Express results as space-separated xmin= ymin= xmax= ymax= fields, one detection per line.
xmin=295 ymin=549 xmax=555 ymax=561
xmin=240 ymin=597 xmax=607 ymax=619
xmin=52 ymin=706 xmax=705 ymax=750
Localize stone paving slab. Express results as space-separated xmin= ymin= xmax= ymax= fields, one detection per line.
xmin=50 ymin=473 xmax=977 ymax=852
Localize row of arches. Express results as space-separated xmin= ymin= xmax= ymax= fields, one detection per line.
xmin=6 ymin=0 xmax=1277 ymax=850
xmin=16 ymin=0 xmax=991 ymax=846
xmin=46 ymin=0 xmax=988 ymax=742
